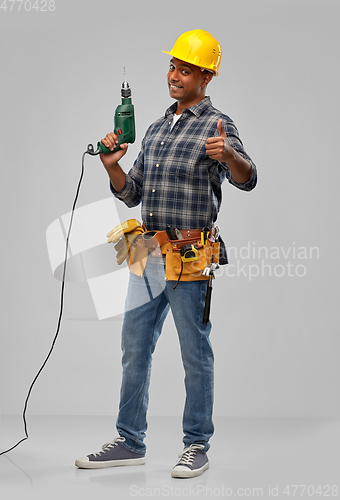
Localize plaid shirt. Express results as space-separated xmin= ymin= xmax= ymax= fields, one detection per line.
xmin=111 ymin=96 xmax=257 ymax=262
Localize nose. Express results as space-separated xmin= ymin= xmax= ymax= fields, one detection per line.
xmin=169 ymin=67 xmax=180 ymax=81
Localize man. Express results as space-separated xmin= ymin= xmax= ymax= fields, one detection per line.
xmin=75 ymin=29 xmax=257 ymax=478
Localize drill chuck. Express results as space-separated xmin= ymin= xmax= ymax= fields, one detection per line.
xmin=121 ymin=80 xmax=131 ymax=98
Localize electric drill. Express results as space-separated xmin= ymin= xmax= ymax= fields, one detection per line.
xmin=96 ymin=73 xmax=135 ymax=155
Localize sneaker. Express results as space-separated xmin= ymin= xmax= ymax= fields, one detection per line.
xmin=75 ymin=436 xmax=145 ymax=469
xmin=171 ymin=444 xmax=209 ymax=478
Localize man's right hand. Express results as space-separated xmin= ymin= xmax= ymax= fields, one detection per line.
xmin=99 ymin=132 xmax=128 ymax=169
xmin=99 ymin=132 xmax=128 ymax=193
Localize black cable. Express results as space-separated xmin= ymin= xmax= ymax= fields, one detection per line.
xmin=173 ymin=260 xmax=183 ymax=289
xmin=0 ymin=150 xmax=90 ymax=456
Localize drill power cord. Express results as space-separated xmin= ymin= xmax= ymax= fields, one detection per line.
xmin=0 ymin=145 xmax=99 ymax=457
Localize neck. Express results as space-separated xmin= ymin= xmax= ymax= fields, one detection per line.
xmin=176 ymin=95 xmax=206 ymax=114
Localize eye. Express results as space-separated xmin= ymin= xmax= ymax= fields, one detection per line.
xmin=169 ymin=64 xmax=175 ymax=71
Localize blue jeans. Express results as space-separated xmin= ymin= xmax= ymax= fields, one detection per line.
xmin=116 ymin=255 xmax=214 ymax=454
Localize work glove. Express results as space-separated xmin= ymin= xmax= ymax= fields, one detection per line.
xmin=106 ymin=219 xmax=145 ymax=265
xmin=106 ymin=219 xmax=144 ymax=243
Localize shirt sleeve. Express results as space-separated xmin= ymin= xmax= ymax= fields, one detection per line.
xmin=219 ymin=118 xmax=257 ymax=191
xmin=110 ymin=137 xmax=145 ymax=208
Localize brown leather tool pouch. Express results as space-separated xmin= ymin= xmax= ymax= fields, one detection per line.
xmin=162 ymin=240 xmax=220 ymax=282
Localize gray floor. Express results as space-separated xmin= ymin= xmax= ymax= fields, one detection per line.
xmin=0 ymin=415 xmax=339 ymax=499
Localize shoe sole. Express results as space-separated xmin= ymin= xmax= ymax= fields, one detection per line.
xmin=171 ymin=461 xmax=209 ymax=478
xmin=75 ymin=457 xmax=146 ymax=469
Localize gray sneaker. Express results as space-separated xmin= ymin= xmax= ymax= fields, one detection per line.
xmin=171 ymin=444 xmax=209 ymax=478
xmin=75 ymin=436 xmax=145 ymax=469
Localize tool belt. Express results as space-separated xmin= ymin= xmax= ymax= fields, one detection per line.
xmin=142 ymin=228 xmax=220 ymax=282
xmin=106 ymin=220 xmax=220 ymax=282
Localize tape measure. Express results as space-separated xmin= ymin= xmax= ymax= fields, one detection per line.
xmin=180 ymin=244 xmax=199 ymax=263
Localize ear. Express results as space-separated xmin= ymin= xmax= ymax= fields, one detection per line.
xmin=201 ymin=71 xmax=213 ymax=88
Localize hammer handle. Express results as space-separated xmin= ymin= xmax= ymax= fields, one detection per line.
xmin=203 ymin=281 xmax=212 ymax=324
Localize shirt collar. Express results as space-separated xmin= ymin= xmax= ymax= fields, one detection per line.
xmin=165 ymin=96 xmax=212 ymax=119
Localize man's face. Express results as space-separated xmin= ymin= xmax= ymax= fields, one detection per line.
xmin=167 ymin=57 xmax=212 ymax=107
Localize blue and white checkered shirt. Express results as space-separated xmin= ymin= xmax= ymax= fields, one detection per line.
xmin=111 ymin=96 xmax=257 ymax=262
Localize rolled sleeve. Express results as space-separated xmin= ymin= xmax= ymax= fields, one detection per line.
xmin=227 ymin=161 xmax=257 ymax=191
xmin=109 ymin=174 xmax=142 ymax=207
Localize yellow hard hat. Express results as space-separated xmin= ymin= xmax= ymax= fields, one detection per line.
xmin=162 ymin=29 xmax=222 ymax=76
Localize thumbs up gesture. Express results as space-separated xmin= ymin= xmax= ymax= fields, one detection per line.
xmin=205 ymin=119 xmax=232 ymax=162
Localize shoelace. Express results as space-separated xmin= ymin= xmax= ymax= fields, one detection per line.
xmin=92 ymin=436 xmax=126 ymax=457
xmin=176 ymin=444 xmax=205 ymax=466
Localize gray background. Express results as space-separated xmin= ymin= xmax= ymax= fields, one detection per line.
xmin=0 ymin=0 xmax=339 ymax=420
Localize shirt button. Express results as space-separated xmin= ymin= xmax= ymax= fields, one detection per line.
xmin=161 ymin=141 xmax=164 ymax=145
xmin=156 ymin=164 xmax=159 ymax=167
xmin=150 ymin=213 xmax=153 ymax=216
xmin=152 ymin=189 xmax=155 ymax=193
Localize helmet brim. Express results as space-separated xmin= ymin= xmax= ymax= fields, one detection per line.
xmin=162 ymin=51 xmax=218 ymax=76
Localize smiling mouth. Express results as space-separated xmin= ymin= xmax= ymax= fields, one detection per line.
xmin=169 ymin=83 xmax=182 ymax=90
